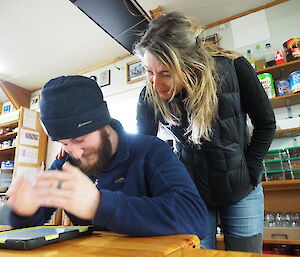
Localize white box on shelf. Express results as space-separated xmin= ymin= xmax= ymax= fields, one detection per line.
xmin=1 ymin=101 xmax=15 ymax=114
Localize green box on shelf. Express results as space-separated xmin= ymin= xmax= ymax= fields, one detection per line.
xmin=264 ymin=149 xmax=286 ymax=160
xmin=263 ymin=169 xmax=286 ymax=181
xmin=285 ymin=146 xmax=300 ymax=158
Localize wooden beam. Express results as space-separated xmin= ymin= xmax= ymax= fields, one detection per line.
xmin=76 ymin=54 xmax=132 ymax=75
xmin=0 ymin=80 xmax=31 ymax=109
xmin=204 ymin=0 xmax=289 ymax=29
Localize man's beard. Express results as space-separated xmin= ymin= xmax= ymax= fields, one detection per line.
xmin=69 ymin=130 xmax=113 ymax=176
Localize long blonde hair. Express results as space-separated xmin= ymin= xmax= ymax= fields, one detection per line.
xmin=134 ymin=12 xmax=241 ymax=144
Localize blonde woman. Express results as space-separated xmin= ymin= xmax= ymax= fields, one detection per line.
xmin=135 ymin=12 xmax=276 ymax=253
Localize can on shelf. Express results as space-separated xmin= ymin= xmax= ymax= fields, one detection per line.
xmin=283 ymin=38 xmax=300 ymax=62
xmin=257 ymin=73 xmax=276 ymax=98
xmin=275 ymin=79 xmax=291 ymax=96
xmin=289 ymin=71 xmax=300 ymax=94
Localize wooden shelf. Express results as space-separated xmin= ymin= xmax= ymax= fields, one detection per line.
xmin=263 ymin=239 xmax=300 ymax=245
xmin=256 ymin=59 xmax=300 ymax=80
xmin=269 ymin=92 xmax=300 ymax=108
xmin=256 ymin=59 xmax=300 ymax=75
xmin=0 ymin=131 xmax=17 ymax=142
xmin=0 ymin=108 xmax=48 ymax=200
xmin=0 ymin=120 xmax=18 ymax=128
xmin=262 ymin=179 xmax=300 ymax=191
xmin=0 ymin=146 xmax=16 ymax=152
xmin=274 ymin=127 xmax=300 ymax=138
xmin=217 ymin=234 xmax=300 ymax=247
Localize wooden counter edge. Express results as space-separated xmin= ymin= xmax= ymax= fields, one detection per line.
xmin=166 ymin=248 xmax=291 ymax=257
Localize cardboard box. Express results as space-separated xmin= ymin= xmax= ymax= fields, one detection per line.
xmin=264 ymin=227 xmax=300 ymax=240
xmin=2 ymin=101 xmax=13 ymax=114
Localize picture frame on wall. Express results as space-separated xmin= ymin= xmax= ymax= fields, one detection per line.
xmin=200 ymin=33 xmax=220 ymax=45
xmin=99 ymin=70 xmax=111 ymax=87
xmin=30 ymin=93 xmax=41 ymax=110
xmin=126 ymin=59 xmax=145 ymax=84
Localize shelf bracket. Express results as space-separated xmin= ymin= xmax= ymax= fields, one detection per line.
xmin=285 ymin=98 xmax=293 ymax=118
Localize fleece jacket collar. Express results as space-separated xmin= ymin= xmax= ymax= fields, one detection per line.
xmin=102 ymin=119 xmax=129 ymax=172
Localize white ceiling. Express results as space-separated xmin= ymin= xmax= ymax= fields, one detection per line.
xmin=0 ymin=0 xmax=279 ymax=102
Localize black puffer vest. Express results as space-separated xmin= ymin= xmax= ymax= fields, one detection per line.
xmin=165 ymin=57 xmax=254 ymax=207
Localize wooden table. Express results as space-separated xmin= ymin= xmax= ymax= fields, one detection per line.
xmin=168 ymin=248 xmax=291 ymax=257
xmin=0 ymin=226 xmax=291 ymax=257
xmin=0 ymin=227 xmax=199 ymax=257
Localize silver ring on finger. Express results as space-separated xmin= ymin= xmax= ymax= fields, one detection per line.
xmin=56 ymin=181 xmax=64 ymax=189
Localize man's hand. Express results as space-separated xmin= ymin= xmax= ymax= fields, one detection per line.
xmin=56 ymin=147 xmax=66 ymax=160
xmin=6 ymin=176 xmax=40 ymax=217
xmin=32 ymin=162 xmax=101 ymax=220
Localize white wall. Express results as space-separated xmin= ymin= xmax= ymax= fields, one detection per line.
xmin=82 ymin=55 xmax=145 ymax=134
xmin=204 ymin=0 xmax=300 ymax=56
xmin=31 ymin=0 xmax=300 ymax=167
xmin=82 ymin=55 xmax=145 ymax=99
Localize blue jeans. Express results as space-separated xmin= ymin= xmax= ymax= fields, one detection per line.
xmin=200 ymin=183 xmax=264 ymax=249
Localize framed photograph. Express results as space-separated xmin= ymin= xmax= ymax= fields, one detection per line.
xmin=99 ymin=70 xmax=111 ymax=87
xmin=201 ymin=33 xmax=220 ymax=45
xmin=30 ymin=93 xmax=40 ymax=110
xmin=126 ymin=59 xmax=145 ymax=84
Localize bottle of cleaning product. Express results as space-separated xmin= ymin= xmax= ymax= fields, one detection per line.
xmin=275 ymin=49 xmax=286 ymax=66
xmin=246 ymin=49 xmax=255 ymax=69
xmin=254 ymin=44 xmax=266 ymax=70
xmin=265 ymin=43 xmax=276 ymax=67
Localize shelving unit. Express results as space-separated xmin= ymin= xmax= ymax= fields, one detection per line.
xmin=257 ymin=61 xmax=300 ymax=141
xmin=256 ymin=59 xmax=300 ymax=80
xmin=0 ymin=146 xmax=16 ymax=152
xmin=214 ymin=61 xmax=300 ymax=251
xmin=274 ymin=127 xmax=300 ymax=138
xmin=216 ymin=180 xmax=300 ymax=250
xmin=262 ymin=179 xmax=300 ymax=193
xmin=0 ymin=107 xmax=48 ymax=194
xmin=269 ymin=92 xmax=300 ymax=109
xmin=262 ymin=179 xmax=300 ymax=246
xmin=217 ymin=236 xmax=300 ymax=249
xmin=259 ymin=61 xmax=300 ymax=248
xmin=263 ymin=239 xmax=300 ymax=245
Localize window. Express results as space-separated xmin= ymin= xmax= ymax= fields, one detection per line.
xmin=105 ymin=89 xmax=141 ymax=134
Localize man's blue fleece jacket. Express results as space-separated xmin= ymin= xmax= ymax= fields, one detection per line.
xmin=10 ymin=120 xmax=208 ymax=239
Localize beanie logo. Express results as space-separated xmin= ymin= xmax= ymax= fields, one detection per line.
xmin=78 ymin=120 xmax=93 ymax=128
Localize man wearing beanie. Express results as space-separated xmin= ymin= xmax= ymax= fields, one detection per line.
xmin=7 ymin=75 xmax=208 ymax=239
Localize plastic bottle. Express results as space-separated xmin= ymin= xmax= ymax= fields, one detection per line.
xmin=254 ymin=44 xmax=266 ymax=70
xmin=246 ymin=49 xmax=255 ymax=69
xmin=265 ymin=43 xmax=276 ymax=67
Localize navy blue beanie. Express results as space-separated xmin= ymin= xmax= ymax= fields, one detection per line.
xmin=40 ymin=75 xmax=111 ymax=141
